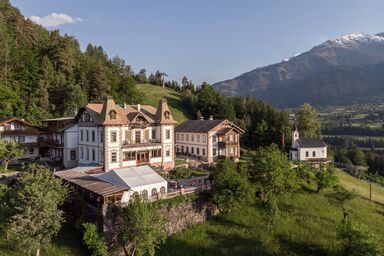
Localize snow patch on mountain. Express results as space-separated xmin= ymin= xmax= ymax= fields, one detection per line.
xmin=323 ymin=32 xmax=384 ymax=48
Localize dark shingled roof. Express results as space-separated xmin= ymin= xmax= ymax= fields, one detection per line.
xmin=297 ymin=138 xmax=326 ymax=148
xmin=175 ymin=119 xmax=225 ymax=133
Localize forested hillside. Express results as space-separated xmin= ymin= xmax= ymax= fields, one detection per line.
xmin=0 ymin=0 xmax=145 ymax=124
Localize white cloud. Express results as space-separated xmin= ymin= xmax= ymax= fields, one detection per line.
xmin=29 ymin=13 xmax=82 ymax=28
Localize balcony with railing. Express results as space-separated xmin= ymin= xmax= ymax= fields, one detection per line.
xmin=38 ymin=138 xmax=64 ymax=148
xmin=1 ymin=127 xmax=40 ymax=136
xmin=121 ymin=139 xmax=161 ymax=148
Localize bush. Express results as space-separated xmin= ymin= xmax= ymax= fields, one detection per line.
xmin=169 ymin=167 xmax=192 ymax=179
xmin=315 ymin=164 xmax=339 ymax=192
xmin=338 ymin=221 xmax=383 ymax=256
xmin=82 ymin=222 xmax=107 ymax=256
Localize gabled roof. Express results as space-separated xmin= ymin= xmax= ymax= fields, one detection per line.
xmin=297 ymin=138 xmax=327 ymax=148
xmin=94 ymin=165 xmax=167 ymax=189
xmin=217 ymin=127 xmax=234 ymax=135
xmin=0 ymin=117 xmax=37 ymax=128
xmin=175 ymin=119 xmax=244 ymax=134
xmin=175 ymin=119 xmax=225 ymax=133
xmin=75 ymin=97 xmax=172 ymax=126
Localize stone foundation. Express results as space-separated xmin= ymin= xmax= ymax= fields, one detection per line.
xmin=159 ymin=197 xmax=219 ymax=236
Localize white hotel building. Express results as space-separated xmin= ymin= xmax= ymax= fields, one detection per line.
xmin=75 ymin=97 xmax=176 ymax=171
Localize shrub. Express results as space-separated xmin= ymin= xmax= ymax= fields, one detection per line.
xmin=338 ymin=221 xmax=383 ymax=256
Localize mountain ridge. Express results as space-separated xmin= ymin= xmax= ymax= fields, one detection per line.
xmin=213 ymin=32 xmax=384 ymax=107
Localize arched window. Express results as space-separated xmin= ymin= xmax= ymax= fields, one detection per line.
xmin=160 ymin=186 xmax=166 ymax=194
xmin=312 ymin=151 xmax=316 ymax=157
xmin=109 ymin=110 xmax=116 ymax=120
xmin=151 ymin=188 xmax=157 ymax=196
xmin=142 ymin=190 xmax=148 ymax=199
xmin=164 ymin=111 xmax=170 ymax=120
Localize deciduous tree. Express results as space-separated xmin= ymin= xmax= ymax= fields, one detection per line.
xmin=109 ymin=196 xmax=166 ymax=256
xmin=297 ymin=103 xmax=321 ymax=138
xmin=83 ymin=222 xmax=107 ymax=256
xmin=6 ymin=164 xmax=69 ymax=256
xmin=315 ymin=164 xmax=339 ymax=192
xmin=0 ymin=139 xmax=24 ymax=172
xmin=328 ymin=186 xmax=356 ymax=221
xmin=211 ymin=160 xmax=253 ymax=212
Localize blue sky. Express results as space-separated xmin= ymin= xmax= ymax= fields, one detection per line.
xmin=11 ymin=0 xmax=384 ymax=85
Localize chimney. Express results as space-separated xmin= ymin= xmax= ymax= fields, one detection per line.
xmin=137 ymin=104 xmax=141 ymax=112
xmin=123 ymin=102 xmax=127 ymax=109
xmin=209 ymin=115 xmax=213 ymax=120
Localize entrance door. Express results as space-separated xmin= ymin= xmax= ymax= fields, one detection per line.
xmin=137 ymin=152 xmax=149 ymax=165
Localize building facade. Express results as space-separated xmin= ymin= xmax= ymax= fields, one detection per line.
xmin=175 ymin=119 xmax=244 ymax=163
xmin=0 ymin=118 xmax=40 ymax=159
xmin=289 ymin=126 xmax=328 ymax=163
xmin=75 ymin=97 xmax=177 ymax=171
xmin=38 ymin=117 xmax=76 ymax=162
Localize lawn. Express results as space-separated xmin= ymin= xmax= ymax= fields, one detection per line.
xmin=136 ymin=83 xmax=190 ymax=123
xmin=158 ymin=171 xmax=384 ymax=256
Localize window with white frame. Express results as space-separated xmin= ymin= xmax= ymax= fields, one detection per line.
xmin=111 ymin=131 xmax=117 ymax=142
xmin=123 ymin=151 xmax=135 ymax=161
xmin=111 ymin=151 xmax=117 ymax=162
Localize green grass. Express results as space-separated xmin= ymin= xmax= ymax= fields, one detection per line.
xmin=136 ymin=83 xmax=190 ymax=123
xmin=175 ymin=158 xmax=188 ymax=166
xmin=337 ymin=170 xmax=384 ymax=204
xmin=158 ymin=172 xmax=384 ymax=256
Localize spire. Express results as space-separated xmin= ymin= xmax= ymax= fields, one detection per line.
xmin=155 ymin=99 xmax=177 ymax=124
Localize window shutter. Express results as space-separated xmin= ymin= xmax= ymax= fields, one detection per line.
xmin=145 ymin=129 xmax=150 ymax=140
xmin=125 ymin=130 xmax=131 ymax=142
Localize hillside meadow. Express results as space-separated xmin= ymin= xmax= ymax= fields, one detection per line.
xmin=157 ymin=170 xmax=384 ymax=256
xmin=136 ymin=83 xmax=190 ymax=123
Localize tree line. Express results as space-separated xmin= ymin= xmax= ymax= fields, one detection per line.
xmin=0 ymin=1 xmax=162 ymax=125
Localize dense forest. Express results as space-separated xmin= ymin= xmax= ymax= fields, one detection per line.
xmin=179 ymin=82 xmax=292 ymax=149
xmin=0 ymin=0 xmax=175 ymax=124
xmin=0 ymin=0 xmax=292 ymax=151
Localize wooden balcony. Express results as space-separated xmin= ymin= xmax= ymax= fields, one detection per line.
xmin=38 ymin=138 xmax=64 ymax=148
xmin=1 ymin=128 xmax=39 ymax=136
xmin=218 ymin=140 xmax=238 ymax=148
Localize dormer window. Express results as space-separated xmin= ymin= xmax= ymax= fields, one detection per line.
xmin=109 ymin=110 xmax=117 ymax=120
xmin=164 ymin=111 xmax=170 ymax=120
